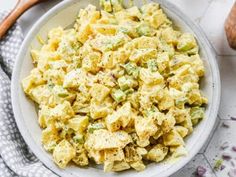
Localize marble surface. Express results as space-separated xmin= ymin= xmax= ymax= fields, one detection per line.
xmin=1 ymin=0 xmax=236 ymax=176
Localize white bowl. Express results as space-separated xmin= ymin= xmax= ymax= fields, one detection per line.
xmin=11 ymin=0 xmax=221 ymax=177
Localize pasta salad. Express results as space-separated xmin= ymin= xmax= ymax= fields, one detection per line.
xmin=22 ymin=0 xmax=207 ymax=172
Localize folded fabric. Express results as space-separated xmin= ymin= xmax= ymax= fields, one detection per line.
xmin=0 ymin=12 xmax=57 ymax=177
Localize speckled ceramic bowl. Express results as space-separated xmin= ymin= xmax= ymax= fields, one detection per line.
xmin=11 ymin=0 xmax=221 ymax=176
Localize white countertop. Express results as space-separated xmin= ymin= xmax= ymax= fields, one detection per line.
xmin=1 ymin=0 xmax=236 ymax=176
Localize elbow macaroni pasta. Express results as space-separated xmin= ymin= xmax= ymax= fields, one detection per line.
xmin=22 ymin=1 xmax=207 ymax=172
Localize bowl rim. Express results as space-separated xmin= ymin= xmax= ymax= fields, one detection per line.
xmin=11 ymin=0 xmax=221 ymax=177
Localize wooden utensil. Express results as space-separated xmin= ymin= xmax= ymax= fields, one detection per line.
xmin=0 ymin=0 xmax=47 ymax=39
xmin=225 ymin=2 xmax=236 ymax=50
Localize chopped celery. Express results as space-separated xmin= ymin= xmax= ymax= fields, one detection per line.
xmin=104 ymin=35 xmax=125 ymax=51
xmin=123 ymin=62 xmax=139 ymax=78
xmin=111 ymin=89 xmax=126 ymax=103
xmin=54 ymin=86 xmax=69 ymax=97
xmin=117 ymin=76 xmax=137 ymax=90
xmin=88 ymin=123 xmax=105 ymax=133
xmin=58 ymin=92 xmax=69 ymax=97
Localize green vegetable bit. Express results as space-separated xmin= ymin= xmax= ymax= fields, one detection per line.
xmin=73 ymin=134 xmax=84 ymax=144
xmin=58 ymin=92 xmax=69 ymax=97
xmin=88 ymin=123 xmax=105 ymax=133
xmin=214 ymin=159 xmax=223 ymax=170
xmin=54 ymin=86 xmax=69 ymax=97
xmin=123 ymin=62 xmax=139 ymax=78
xmin=104 ymin=36 xmax=125 ymax=51
xmin=117 ymin=76 xmax=137 ymax=90
xmin=124 ymin=88 xmax=134 ymax=94
xmin=111 ymin=89 xmax=126 ymax=103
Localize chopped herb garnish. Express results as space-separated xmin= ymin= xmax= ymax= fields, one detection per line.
xmin=48 ymin=83 xmax=55 ymax=89
xmin=123 ymin=62 xmax=139 ymax=78
xmin=214 ymin=159 xmax=223 ymax=170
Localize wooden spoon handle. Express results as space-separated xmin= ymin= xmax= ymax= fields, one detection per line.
xmin=0 ymin=0 xmax=38 ymax=39
xmin=225 ymin=2 xmax=236 ymax=49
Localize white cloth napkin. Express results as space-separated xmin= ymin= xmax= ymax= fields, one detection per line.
xmin=0 ymin=12 xmax=58 ymax=177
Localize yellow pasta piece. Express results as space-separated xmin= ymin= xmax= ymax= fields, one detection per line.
xmin=163 ymin=129 xmax=185 ymax=146
xmin=135 ymin=116 xmax=157 ymax=147
xmin=146 ymin=144 xmax=168 ymax=162
xmin=106 ymin=102 xmax=132 ymax=132
xmin=21 ymin=68 xmax=45 ymax=94
xmin=85 ymin=129 xmax=132 ymax=151
xmin=53 ymin=140 xmax=76 ymax=168
xmin=68 ymin=115 xmax=89 ymax=132
xmin=139 ymin=68 xmax=164 ymax=85
xmin=63 ymin=69 xmax=87 ymax=88
xmin=90 ymin=83 xmax=110 ymax=102
xmin=129 ymin=48 xmax=157 ymax=63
